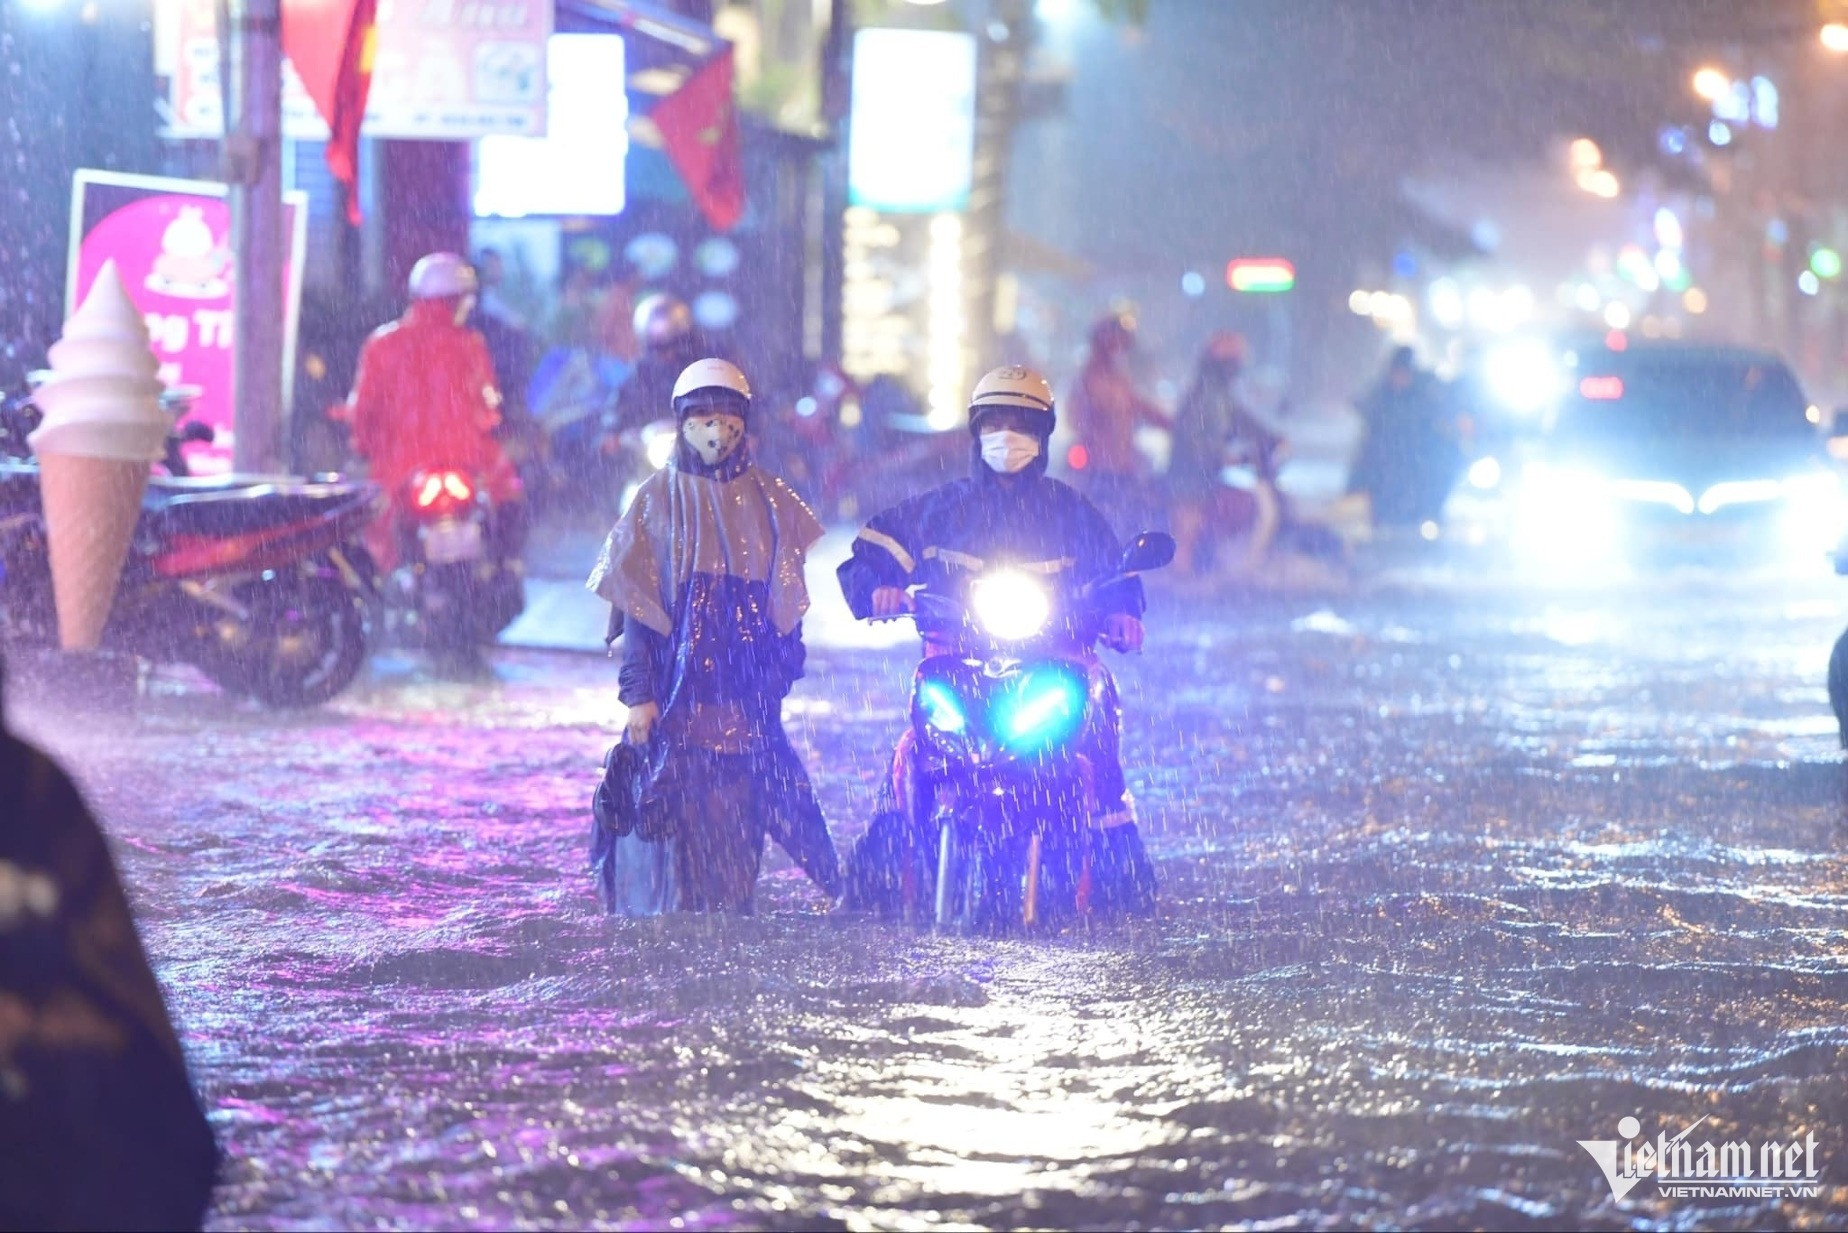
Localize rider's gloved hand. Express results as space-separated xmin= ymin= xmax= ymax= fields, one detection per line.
xmin=625 ymin=701 xmax=661 ymax=743
xmin=1101 ymin=614 xmax=1145 ymax=654
xmin=871 ymin=587 xmax=914 ymax=618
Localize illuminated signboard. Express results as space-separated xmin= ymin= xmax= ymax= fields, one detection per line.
xmin=158 ymin=0 xmax=552 ymax=140
xmin=1226 ymin=258 xmax=1295 ymax=293
xmin=473 ymin=35 xmax=628 ymax=218
xmin=848 ymin=28 xmax=977 ymax=213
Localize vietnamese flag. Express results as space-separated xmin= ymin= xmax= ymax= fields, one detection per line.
xmin=281 ymin=0 xmax=378 ymax=224
xmin=651 ymin=45 xmax=745 ymax=232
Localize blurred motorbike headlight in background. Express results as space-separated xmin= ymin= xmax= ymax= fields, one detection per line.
xmin=642 ymin=420 xmax=679 ymax=470
xmin=971 ymin=571 xmax=1051 ymax=641
xmin=1483 ymin=340 xmax=1562 ymax=415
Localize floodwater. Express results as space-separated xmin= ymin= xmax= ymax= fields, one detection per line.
xmin=11 ymin=554 xmax=1848 ymax=1230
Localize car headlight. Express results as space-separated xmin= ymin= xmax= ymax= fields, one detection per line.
xmin=970 ymin=571 xmax=1051 ymax=641
xmin=1780 ymin=470 xmax=1848 ymax=555
xmin=1514 ymin=463 xmax=1621 ymax=564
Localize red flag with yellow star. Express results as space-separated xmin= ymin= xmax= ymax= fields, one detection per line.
xmin=649 ymin=44 xmax=745 ymax=232
xmin=281 ymin=0 xmax=378 ymax=223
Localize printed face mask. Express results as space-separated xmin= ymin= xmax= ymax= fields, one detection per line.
xmin=980 ymin=429 xmax=1041 ymax=474
xmin=681 ymin=412 xmax=746 ymax=466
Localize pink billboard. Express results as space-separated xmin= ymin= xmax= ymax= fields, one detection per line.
xmin=68 ymin=171 xmax=306 ymax=476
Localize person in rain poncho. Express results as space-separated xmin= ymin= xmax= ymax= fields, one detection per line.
xmin=586 ymin=359 xmax=843 ymax=914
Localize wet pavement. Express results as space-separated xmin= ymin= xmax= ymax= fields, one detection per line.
xmin=9 ymin=546 xmax=1848 ymax=1230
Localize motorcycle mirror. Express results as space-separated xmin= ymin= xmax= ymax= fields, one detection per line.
xmin=1119 ymin=532 xmax=1175 ymax=574
xmin=180 ymin=421 xmax=216 ymax=444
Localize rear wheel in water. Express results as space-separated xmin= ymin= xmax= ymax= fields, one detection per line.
xmin=205 ymin=572 xmax=369 ymax=708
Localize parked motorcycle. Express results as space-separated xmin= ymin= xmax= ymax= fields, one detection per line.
xmin=869 ymin=531 xmax=1174 ymax=933
xmin=380 ymin=468 xmax=526 ymax=661
xmin=0 ymin=390 xmax=379 ymax=707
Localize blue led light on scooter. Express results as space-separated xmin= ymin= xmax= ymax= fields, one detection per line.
xmin=918 ymin=679 xmax=967 ymax=733
xmin=998 ymin=672 xmax=1084 ymax=746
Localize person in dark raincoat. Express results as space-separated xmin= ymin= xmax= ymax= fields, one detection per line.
xmin=1347 ymin=345 xmax=1463 ymax=529
xmin=836 ymin=365 xmax=1159 ymax=916
xmin=0 ymin=657 xmax=219 ymax=1230
xmin=586 ymin=359 xmax=842 ymax=914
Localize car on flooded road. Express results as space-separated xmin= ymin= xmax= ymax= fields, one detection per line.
xmin=1453 ymin=338 xmax=1847 ymax=569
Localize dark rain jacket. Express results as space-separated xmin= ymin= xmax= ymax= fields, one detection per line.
xmin=0 ymin=715 xmax=219 ymax=1231
xmin=837 ymin=450 xmax=1145 ymax=633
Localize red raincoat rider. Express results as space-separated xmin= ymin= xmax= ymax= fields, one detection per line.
xmin=348 ymin=253 xmax=523 ymax=566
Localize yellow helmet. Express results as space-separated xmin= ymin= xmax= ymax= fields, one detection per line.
xmin=968 ymin=365 xmax=1056 ymax=435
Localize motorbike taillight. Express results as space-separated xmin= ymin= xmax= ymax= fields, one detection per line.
xmin=410 ymin=470 xmax=475 ymax=518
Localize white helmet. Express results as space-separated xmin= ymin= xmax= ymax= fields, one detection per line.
xmin=672 ymin=358 xmax=752 ymax=413
xmin=969 ymin=365 xmax=1056 ymax=434
xmin=408 ymin=252 xmax=478 ymax=300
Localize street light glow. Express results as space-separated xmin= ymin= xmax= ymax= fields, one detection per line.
xmin=1568 ymin=138 xmax=1601 ymax=171
xmin=1823 ymin=23 xmax=1848 ymax=53
xmin=1692 ymin=66 xmax=1730 ymax=101
xmin=1576 ymin=169 xmax=1620 ymax=199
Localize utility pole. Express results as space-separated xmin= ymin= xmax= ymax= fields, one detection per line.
xmin=965 ymin=0 xmax=1033 ymax=376
xmin=224 ymin=0 xmax=286 ymax=473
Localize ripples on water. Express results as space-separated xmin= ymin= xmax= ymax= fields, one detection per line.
xmin=11 ymin=567 xmax=1848 ymax=1229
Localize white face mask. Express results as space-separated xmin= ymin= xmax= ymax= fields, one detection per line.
xmin=980 ymin=429 xmax=1041 ymax=474
xmin=681 ymin=412 xmax=746 ymax=466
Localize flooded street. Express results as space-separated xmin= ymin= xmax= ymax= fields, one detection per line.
xmin=10 ymin=555 xmax=1848 ymax=1230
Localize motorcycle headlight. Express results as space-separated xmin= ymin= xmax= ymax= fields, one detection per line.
xmin=970 ymin=571 xmax=1050 ymax=641
xmin=916 ymin=679 xmax=967 ymax=734
xmin=996 ymin=670 xmax=1086 ymax=750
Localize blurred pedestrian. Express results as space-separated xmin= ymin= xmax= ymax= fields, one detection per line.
xmin=1347 ymin=346 xmax=1462 ymax=530
xmin=473 ymin=249 xmax=539 ymax=478
xmin=1066 ymin=311 xmax=1172 ymax=528
xmin=0 ymin=656 xmax=220 ymax=1230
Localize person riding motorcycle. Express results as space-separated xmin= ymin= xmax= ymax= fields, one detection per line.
xmin=836 ymin=365 xmax=1159 ymax=915
xmin=347 ymin=253 xmax=524 ymax=568
xmin=601 ymin=294 xmax=704 ymax=450
xmin=1066 ymin=312 xmax=1172 ymax=523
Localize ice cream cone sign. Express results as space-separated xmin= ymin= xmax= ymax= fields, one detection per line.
xmin=28 ymin=260 xmax=174 ymax=650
